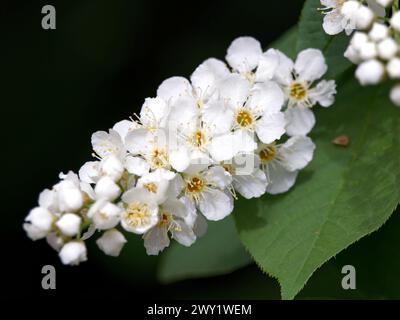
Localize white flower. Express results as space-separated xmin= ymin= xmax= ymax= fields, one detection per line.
xmin=387 ymin=58 xmax=400 ymax=79
xmin=368 ymin=22 xmax=389 ymax=42
xmin=91 ymin=129 xmax=126 ymax=160
xmin=390 ymin=84 xmax=400 ymax=106
xmin=121 ymin=187 xmax=159 ymax=234
xmin=88 ymin=199 xmax=122 ymax=230
xmin=143 ymin=199 xmax=196 ymax=255
xmin=55 ymin=213 xmax=82 ymax=237
xmin=377 ymin=38 xmax=398 ymax=60
xmin=391 ymin=11 xmax=400 ymax=32
xmin=181 ymin=165 xmax=233 ymax=221
xmin=94 ymin=176 xmax=121 ymax=201
xmin=23 ymin=207 xmax=54 ymax=240
xmin=125 ymin=128 xmax=171 ymax=170
xmin=59 ymin=241 xmax=87 ymax=266
xmin=226 ymin=37 xmax=262 ymax=76
xmin=96 ymin=229 xmax=127 ymax=257
xmin=320 ymin=0 xmax=356 ymax=35
xmin=355 ymin=59 xmax=385 ymax=85
xmin=260 ymin=48 xmax=336 ymax=136
xmin=257 ymin=136 xmax=315 ymax=194
xmin=222 ymin=153 xmax=268 ymax=199
xmin=136 ymin=169 xmax=176 ymax=204
xmin=207 ymin=75 xmax=285 ymax=156
xmin=100 ymin=155 xmax=124 ymax=182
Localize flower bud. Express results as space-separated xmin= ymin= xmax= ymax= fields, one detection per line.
xmin=355 ymin=6 xmax=375 ymax=30
xmin=355 ymin=59 xmax=385 ymax=85
xmin=23 ymin=207 xmax=54 ymax=240
xmin=344 ymin=45 xmax=362 ymax=64
xmin=56 ymin=213 xmax=82 ymax=237
xmin=390 ymin=84 xmax=400 ymax=106
xmin=341 ymin=1 xmax=361 ymax=19
xmin=391 ymin=11 xmax=400 ymax=32
xmin=101 ymin=155 xmax=124 ymax=182
xmin=59 ymin=241 xmax=87 ymax=265
xmin=96 ymin=229 xmax=127 ymax=257
xmin=94 ymin=176 xmax=121 ymax=201
xmin=377 ymin=38 xmax=398 ymax=60
xmin=387 ymin=58 xmax=400 ymax=79
xmin=376 ymin=0 xmax=392 ymax=7
xmin=350 ymin=32 xmax=369 ymax=51
xmin=359 ymin=41 xmax=377 ymax=60
xmin=57 ymin=180 xmax=84 ymax=212
xmin=368 ymin=23 xmax=389 ymax=42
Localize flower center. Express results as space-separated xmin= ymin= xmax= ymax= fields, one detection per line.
xmin=289 ymin=82 xmax=308 ymax=101
xmin=144 ymin=182 xmax=157 ymax=193
xmin=186 ymin=176 xmax=204 ymax=194
xmin=222 ymin=163 xmax=235 ymax=175
xmin=189 ymin=130 xmax=206 ymax=148
xmin=124 ymin=202 xmax=150 ymax=228
xmin=259 ymin=145 xmax=277 ymax=163
xmin=158 ymin=212 xmax=171 ymax=227
xmin=149 ymin=148 xmax=168 ymax=169
xmin=236 ymin=109 xmax=253 ymax=128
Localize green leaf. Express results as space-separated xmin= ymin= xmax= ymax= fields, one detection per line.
xmin=235 ymin=78 xmax=400 ymax=299
xmin=157 ymin=216 xmax=252 ymax=284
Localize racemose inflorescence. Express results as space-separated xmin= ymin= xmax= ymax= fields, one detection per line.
xmin=320 ymin=0 xmax=400 ymax=105
xmin=23 ymin=37 xmax=337 ymax=265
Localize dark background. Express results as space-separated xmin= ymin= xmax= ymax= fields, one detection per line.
xmin=3 ymin=0 xmax=399 ymax=301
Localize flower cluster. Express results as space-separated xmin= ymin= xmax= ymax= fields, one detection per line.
xmin=23 ymin=37 xmax=336 ymax=265
xmin=320 ymin=0 xmax=400 ymax=106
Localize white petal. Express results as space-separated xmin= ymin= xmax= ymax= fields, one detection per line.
xmin=171 ymin=220 xmax=196 ymax=247
xmin=79 ymin=161 xmax=100 ymax=184
xmin=323 ymin=11 xmax=345 ymax=35
xmin=233 ymin=130 xmax=257 ymax=154
xmin=295 ymin=49 xmax=328 ymax=82
xmin=167 ymin=96 xmax=198 ymax=132
xmin=38 ymin=189 xmax=58 ymax=212
xmin=162 ymin=199 xmax=187 ymax=219
xmin=248 ymin=81 xmax=285 ymax=113
xmin=169 ymin=147 xmax=191 ymax=173
xmin=143 ymin=226 xmax=170 ymax=255
xmin=112 ymin=120 xmax=139 ymax=140
xmin=193 ymin=213 xmax=208 ymax=237
xmin=125 ymin=155 xmax=150 ymax=176
xmin=140 ymin=97 xmax=169 ymax=128
xmin=255 ymin=112 xmax=286 ymax=144
xmin=96 ymin=229 xmax=127 ymax=257
xmin=208 ymin=133 xmax=238 ymax=162
xmin=265 ymin=163 xmax=298 ymax=194
xmin=124 ymin=128 xmax=152 ymax=155
xmin=202 ymin=99 xmax=234 ymax=135
xmin=226 ymin=36 xmax=262 ymax=73
xmin=308 ymin=80 xmax=337 ymax=107
xmin=204 ymin=166 xmax=232 ymax=189
xmin=234 ymin=168 xmax=267 ymax=199
xmin=92 ymin=202 xmax=122 ymax=230
xmin=190 ymin=58 xmax=230 ymax=99
xmin=157 ymin=76 xmax=192 ymax=104
xmin=199 ymin=189 xmax=233 ymax=221
xmin=218 ymin=74 xmax=250 ymax=107
xmin=285 ymin=107 xmax=316 ymax=136
xmin=279 ymin=136 xmax=315 ymax=171
xmin=257 ymin=49 xmax=294 ymax=86
xmin=91 ymin=129 xmax=125 ymax=159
